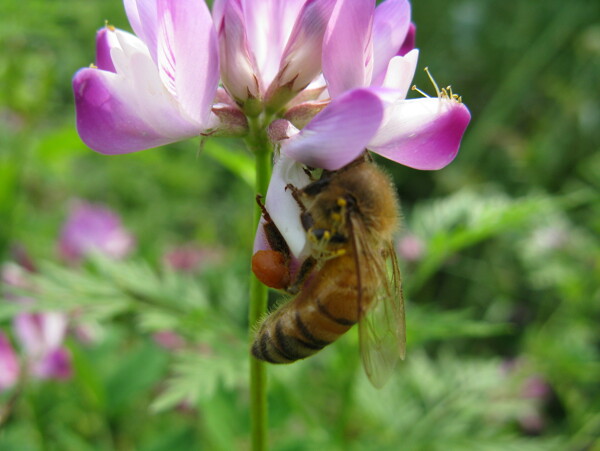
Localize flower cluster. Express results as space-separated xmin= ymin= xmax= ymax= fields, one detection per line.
xmin=0 ymin=202 xmax=135 ymax=392
xmin=73 ymin=0 xmax=470 ymax=257
xmin=1 ymin=262 xmax=72 ymax=388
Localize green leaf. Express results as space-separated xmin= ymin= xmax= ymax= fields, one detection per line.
xmin=407 ymin=306 xmax=512 ymax=346
xmin=150 ymin=346 xmax=247 ymax=413
xmin=105 ymin=341 xmax=169 ymax=414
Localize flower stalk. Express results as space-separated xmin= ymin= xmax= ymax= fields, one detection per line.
xmin=245 ymin=116 xmax=273 ymax=451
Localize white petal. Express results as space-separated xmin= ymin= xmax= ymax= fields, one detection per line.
xmin=264 ymin=155 xmax=311 ymax=258
xmin=381 ymin=49 xmax=419 ymax=99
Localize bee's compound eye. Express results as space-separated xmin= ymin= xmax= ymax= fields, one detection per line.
xmin=252 ymin=250 xmax=290 ymax=290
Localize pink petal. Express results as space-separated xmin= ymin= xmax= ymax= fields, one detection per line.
xmin=217 ymin=0 xmax=260 ymax=102
xmin=211 ymin=0 xmax=226 ymax=27
xmin=398 ymin=22 xmax=416 ymax=56
xmin=156 ymin=0 xmax=219 ymax=126
xmin=282 ymin=89 xmax=384 ymax=170
xmin=369 ymin=97 xmax=471 ymax=170
xmin=95 ymin=27 xmax=117 ymax=72
xmin=242 ymin=0 xmax=305 ymax=88
xmin=372 ymin=0 xmax=411 ymax=85
xmin=0 ymin=333 xmax=20 ymax=391
xmin=323 ymin=0 xmax=375 ymax=97
xmin=124 ymin=0 xmax=159 ymax=61
xmin=73 ymin=67 xmax=199 ymax=154
xmin=270 ymin=0 xmax=336 ymax=95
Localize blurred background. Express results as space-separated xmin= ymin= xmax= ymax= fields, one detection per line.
xmin=0 ymin=0 xmax=599 ymax=449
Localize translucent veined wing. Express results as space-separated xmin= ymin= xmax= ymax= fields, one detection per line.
xmin=350 ymin=215 xmax=406 ymax=389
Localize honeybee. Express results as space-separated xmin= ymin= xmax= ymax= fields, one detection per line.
xmin=251 ymin=154 xmax=406 ymax=388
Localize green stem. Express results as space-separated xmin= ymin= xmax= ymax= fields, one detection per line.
xmin=246 ymin=117 xmax=273 ymax=451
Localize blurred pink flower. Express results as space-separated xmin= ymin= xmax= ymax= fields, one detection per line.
xmin=501 ymin=359 xmax=551 ymax=435
xmin=0 ymin=332 xmax=20 ymax=391
xmin=153 ymin=330 xmax=186 ymax=351
xmin=155 ymin=244 xmax=223 ymax=351
xmin=162 ymin=244 xmax=223 ymax=273
xmin=397 ymin=233 xmax=426 ymax=262
xmin=3 ymin=249 xmax=73 ymax=382
xmin=518 ymin=374 xmax=551 ymax=435
xmin=13 ymin=313 xmax=72 ymax=381
xmin=59 ymin=201 xmax=135 ymax=263
xmin=521 ymin=374 xmax=551 ymax=400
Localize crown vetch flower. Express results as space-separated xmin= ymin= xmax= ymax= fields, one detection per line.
xmin=13 ymin=313 xmax=72 ymax=381
xmin=285 ymin=0 xmax=471 ymax=172
xmin=256 ymin=0 xmax=471 ymax=258
xmin=73 ymin=0 xmax=222 ymax=154
xmin=58 ymin=201 xmax=135 ymax=263
xmin=213 ymin=0 xmax=336 ymax=113
xmin=2 ymin=260 xmax=73 ymax=382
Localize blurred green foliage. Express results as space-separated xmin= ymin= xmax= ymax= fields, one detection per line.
xmin=1 ymin=0 xmax=599 ymax=450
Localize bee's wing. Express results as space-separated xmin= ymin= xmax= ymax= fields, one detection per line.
xmin=350 ymin=216 xmax=406 ymax=389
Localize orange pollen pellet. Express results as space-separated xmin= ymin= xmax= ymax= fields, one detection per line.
xmin=251 ymin=250 xmax=290 ymax=290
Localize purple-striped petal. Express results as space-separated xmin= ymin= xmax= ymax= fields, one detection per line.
xmin=124 ymin=0 xmax=159 ymax=60
xmin=211 ymin=0 xmax=226 ymax=27
xmin=267 ymin=0 xmax=336 ymax=103
xmin=369 ymin=97 xmax=471 ymax=170
xmin=0 ymin=333 xmax=20 ymax=391
xmin=323 ymin=0 xmax=375 ymax=97
xmin=372 ymin=0 xmax=411 ymax=85
xmin=281 ymin=89 xmax=383 ymax=170
xmin=156 ymin=0 xmax=219 ymax=126
xmin=217 ymin=0 xmax=261 ymax=102
xmin=243 ymin=0 xmax=305 ymax=88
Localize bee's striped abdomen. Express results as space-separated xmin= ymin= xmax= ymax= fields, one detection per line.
xmin=252 ymin=256 xmax=360 ymax=363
